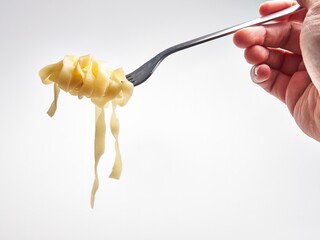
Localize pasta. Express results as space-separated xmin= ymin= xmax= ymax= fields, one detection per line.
xmin=39 ymin=54 xmax=133 ymax=208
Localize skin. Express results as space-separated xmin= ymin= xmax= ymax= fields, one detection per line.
xmin=233 ymin=0 xmax=320 ymax=142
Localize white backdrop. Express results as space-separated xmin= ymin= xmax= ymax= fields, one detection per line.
xmin=1 ymin=0 xmax=320 ymax=239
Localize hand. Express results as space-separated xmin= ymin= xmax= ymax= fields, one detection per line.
xmin=233 ymin=0 xmax=320 ymax=142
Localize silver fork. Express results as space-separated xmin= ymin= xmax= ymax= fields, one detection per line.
xmin=126 ymin=4 xmax=303 ymax=86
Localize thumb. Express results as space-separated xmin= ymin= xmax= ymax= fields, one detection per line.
xmin=297 ymin=0 xmax=319 ymax=8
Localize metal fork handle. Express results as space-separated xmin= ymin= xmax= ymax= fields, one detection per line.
xmin=127 ymin=4 xmax=303 ymax=86
xmin=165 ymin=4 xmax=303 ymax=56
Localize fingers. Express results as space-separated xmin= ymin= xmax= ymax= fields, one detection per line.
xmin=285 ymin=71 xmax=312 ymax=114
xmin=233 ymin=0 xmax=317 ymax=111
xmin=233 ymin=22 xmax=302 ymax=54
xmin=297 ymin=0 xmax=320 ymax=8
xmin=239 ymin=39 xmax=304 ymax=104
xmin=251 ymin=64 xmax=310 ymax=107
xmin=244 ymin=45 xmax=303 ymax=75
xmin=233 ymin=20 xmax=304 ymax=104
xmin=251 ymin=65 xmax=290 ymax=103
xmin=259 ymin=0 xmax=307 ymax=22
xmin=260 ymin=0 xmax=297 ymax=15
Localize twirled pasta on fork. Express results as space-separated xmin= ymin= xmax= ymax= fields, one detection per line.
xmin=39 ymin=55 xmax=133 ymax=208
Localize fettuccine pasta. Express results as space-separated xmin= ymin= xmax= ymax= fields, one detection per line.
xmin=39 ymin=55 xmax=133 ymax=208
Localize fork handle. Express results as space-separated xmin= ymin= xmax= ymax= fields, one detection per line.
xmin=126 ymin=4 xmax=304 ymax=86
xmin=164 ymin=4 xmax=304 ymax=57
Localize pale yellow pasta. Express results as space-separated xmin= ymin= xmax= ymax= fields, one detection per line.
xmin=39 ymin=54 xmax=133 ymax=208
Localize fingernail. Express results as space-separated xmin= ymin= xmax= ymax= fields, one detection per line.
xmin=250 ymin=66 xmax=258 ymax=80
xmin=250 ymin=66 xmax=265 ymax=83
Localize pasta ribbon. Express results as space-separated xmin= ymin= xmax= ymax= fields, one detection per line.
xmin=39 ymin=55 xmax=133 ymax=208
xmin=109 ymin=103 xmax=122 ymax=179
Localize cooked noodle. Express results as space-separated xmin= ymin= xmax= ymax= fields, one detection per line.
xmin=39 ymin=55 xmax=133 ymax=208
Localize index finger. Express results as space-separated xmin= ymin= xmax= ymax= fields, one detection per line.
xmin=233 ymin=22 xmax=302 ymax=55
xmin=260 ymin=0 xmax=307 ymax=22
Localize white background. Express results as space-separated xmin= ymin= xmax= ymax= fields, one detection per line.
xmin=1 ymin=0 xmax=320 ymax=239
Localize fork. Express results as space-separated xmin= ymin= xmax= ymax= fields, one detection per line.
xmin=126 ymin=4 xmax=303 ymax=86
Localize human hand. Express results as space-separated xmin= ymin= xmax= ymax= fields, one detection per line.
xmin=233 ymin=0 xmax=320 ymax=142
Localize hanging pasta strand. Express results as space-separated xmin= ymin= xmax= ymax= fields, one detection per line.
xmin=91 ymin=106 xmax=106 ymax=208
xmin=109 ymin=102 xmax=122 ymax=179
xmin=47 ymin=83 xmax=60 ymax=117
